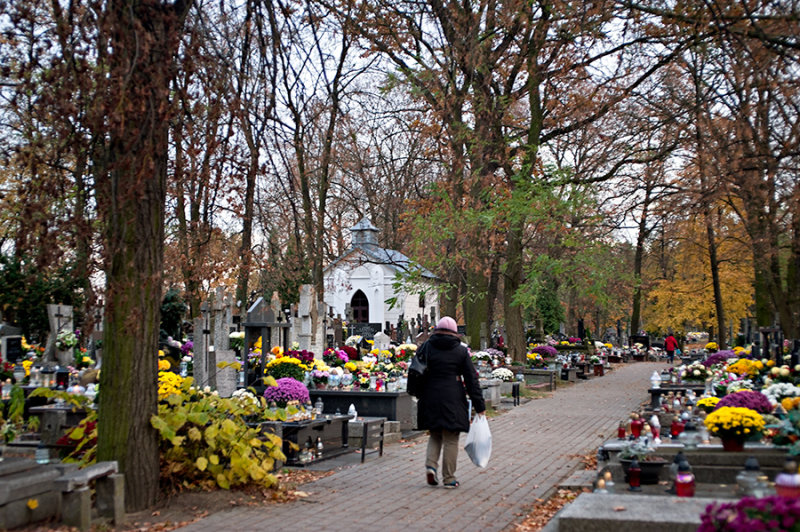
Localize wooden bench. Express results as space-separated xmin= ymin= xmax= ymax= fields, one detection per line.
xmin=55 ymin=461 xmax=124 ymax=531
xmin=359 ymin=417 xmax=385 ymax=463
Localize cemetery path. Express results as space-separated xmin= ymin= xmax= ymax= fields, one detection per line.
xmin=178 ymin=361 xmax=661 ymax=532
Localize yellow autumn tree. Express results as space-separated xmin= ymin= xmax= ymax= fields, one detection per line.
xmin=642 ymin=201 xmax=753 ymax=336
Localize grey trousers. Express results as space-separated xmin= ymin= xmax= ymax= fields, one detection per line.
xmin=426 ymin=429 xmax=460 ymax=484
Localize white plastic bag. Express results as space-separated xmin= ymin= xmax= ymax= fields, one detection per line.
xmin=464 ymin=414 xmax=492 ymax=468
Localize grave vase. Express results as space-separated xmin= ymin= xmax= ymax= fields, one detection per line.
xmin=720 ymin=435 xmax=746 ymax=452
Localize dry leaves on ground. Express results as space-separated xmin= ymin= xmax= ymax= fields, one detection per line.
xmin=513 ymin=488 xmax=587 ymax=531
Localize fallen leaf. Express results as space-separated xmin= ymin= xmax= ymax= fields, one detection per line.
xmin=613 ymin=506 xmax=626 ymax=512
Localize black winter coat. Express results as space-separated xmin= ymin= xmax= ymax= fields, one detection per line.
xmin=416 ymin=331 xmax=486 ymax=433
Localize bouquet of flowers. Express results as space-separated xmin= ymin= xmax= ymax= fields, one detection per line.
xmin=231 ymin=388 xmax=262 ymax=412
xmin=285 ymin=349 xmax=315 ymax=365
xmin=323 ymin=348 xmax=349 ymax=367
xmin=681 ymin=362 xmax=712 ymax=381
xmin=699 ymin=496 xmax=800 ymax=531
xmin=473 ymin=351 xmax=492 ymax=363
xmin=357 ymin=371 xmax=371 ymax=390
xmin=767 ymin=364 xmax=797 ymax=383
xmin=526 ymin=352 xmax=548 ymax=368
xmin=263 ymin=377 xmax=310 ymax=408
xmin=393 ymin=344 xmax=416 ymax=362
xmin=345 ymin=335 xmax=364 ymax=347
xmin=73 ymin=347 xmax=93 ymax=369
xmin=342 ymin=345 xmax=359 ymax=361
xmin=715 ymin=390 xmax=773 ymax=414
xmin=228 ymin=332 xmax=244 ymax=352
xmin=704 ymin=406 xmax=765 ymax=440
xmin=491 ymin=368 xmax=515 ymax=382
xmin=311 ymin=369 xmax=330 ymax=385
xmin=705 ymin=342 xmax=719 ymax=353
xmin=56 ymin=329 xmax=80 ymax=351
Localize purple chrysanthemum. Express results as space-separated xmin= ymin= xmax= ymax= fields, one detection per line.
xmin=715 ymin=390 xmax=773 ymax=414
xmin=531 ymin=345 xmax=558 ymax=358
xmin=263 ymin=377 xmax=310 ymax=407
xmin=702 ymin=351 xmax=736 ymax=367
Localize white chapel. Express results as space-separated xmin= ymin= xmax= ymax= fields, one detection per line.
xmin=323 ymin=218 xmax=439 ymax=334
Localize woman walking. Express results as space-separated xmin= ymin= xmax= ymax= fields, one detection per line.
xmin=417 ymin=316 xmax=486 ymax=488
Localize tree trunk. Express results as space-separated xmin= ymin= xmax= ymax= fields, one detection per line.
xmin=630 ymin=189 xmax=650 ymax=335
xmin=96 ymin=0 xmax=190 ymax=512
xmin=504 ymin=224 xmax=525 ymax=362
xmin=236 ymin=155 xmax=257 ymax=310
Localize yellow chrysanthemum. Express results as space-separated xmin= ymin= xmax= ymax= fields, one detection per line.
xmin=158 ymin=359 xmax=171 ymax=371
xmin=704 ymin=406 xmax=765 ymax=438
xmin=158 ymin=350 xmax=165 ymax=357
xmin=22 ymin=359 xmax=33 ymax=377
xmin=781 ymin=397 xmax=800 ymax=411
xmin=727 ymin=358 xmax=760 ymax=377
xmin=697 ymin=396 xmax=720 ymax=410
xmin=158 ymin=371 xmax=184 ymax=399
xmin=344 ymin=362 xmax=357 ymax=372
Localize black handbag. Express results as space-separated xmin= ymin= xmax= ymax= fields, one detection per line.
xmin=406 ymin=344 xmax=428 ymax=397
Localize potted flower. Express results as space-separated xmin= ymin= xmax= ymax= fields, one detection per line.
xmin=715 ymin=390 xmax=773 ymax=414
xmin=311 ymin=369 xmax=330 ymax=389
xmin=697 ymin=396 xmax=720 ymax=413
xmin=618 ymin=439 xmax=669 ymax=484
xmin=704 ymin=406 xmax=765 ymax=451
xmin=492 ymin=367 xmax=515 ymax=382
xmin=263 ymin=377 xmax=310 ymax=408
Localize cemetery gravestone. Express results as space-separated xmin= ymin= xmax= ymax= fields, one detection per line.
xmin=47 ymin=304 xmax=73 ymax=366
xmin=352 ymin=322 xmax=381 ymax=340
xmin=193 ymin=302 xmax=212 ymax=388
xmin=0 ymin=322 xmax=23 ymax=364
xmin=333 ymin=316 xmax=343 ymax=348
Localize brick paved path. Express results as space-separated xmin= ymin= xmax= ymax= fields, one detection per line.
xmin=179 ymin=362 xmax=661 ymax=532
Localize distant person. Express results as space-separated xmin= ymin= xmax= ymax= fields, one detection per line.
xmin=417 ymin=316 xmax=486 ymax=489
xmin=665 ymin=333 xmax=679 ymax=364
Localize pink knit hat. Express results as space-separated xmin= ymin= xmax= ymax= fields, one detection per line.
xmin=436 ymin=316 xmax=458 ymax=332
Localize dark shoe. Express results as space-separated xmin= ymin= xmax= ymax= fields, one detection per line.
xmin=426 ymin=467 xmax=438 ymax=486
xmin=444 ymin=481 xmax=459 ymax=489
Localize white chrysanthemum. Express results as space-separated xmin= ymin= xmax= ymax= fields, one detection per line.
xmin=491 ymin=368 xmax=515 ymax=382
xmin=763 ymin=383 xmax=800 ymax=405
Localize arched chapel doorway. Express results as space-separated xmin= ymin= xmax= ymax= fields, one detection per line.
xmin=351 ymin=290 xmax=369 ymax=323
